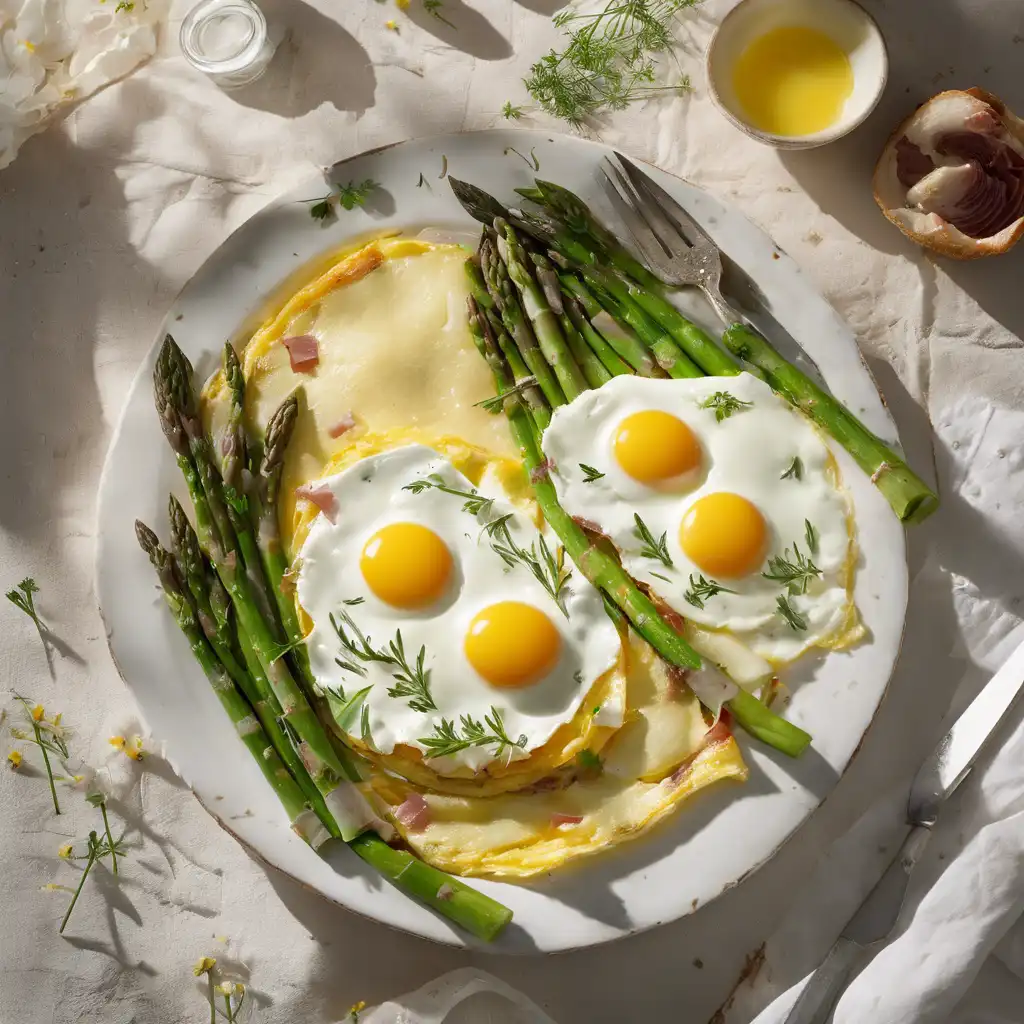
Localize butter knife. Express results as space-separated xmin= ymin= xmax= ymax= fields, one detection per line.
xmin=783 ymin=635 xmax=1024 ymax=1024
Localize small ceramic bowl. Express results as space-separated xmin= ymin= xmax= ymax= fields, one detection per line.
xmin=706 ymin=0 xmax=888 ymax=150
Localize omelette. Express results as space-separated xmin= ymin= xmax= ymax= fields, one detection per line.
xmin=199 ymin=235 xmax=839 ymax=879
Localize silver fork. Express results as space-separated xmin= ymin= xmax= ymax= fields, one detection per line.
xmin=600 ymin=152 xmax=753 ymax=331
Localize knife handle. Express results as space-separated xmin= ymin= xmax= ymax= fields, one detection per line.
xmin=783 ymin=937 xmax=862 ymax=1024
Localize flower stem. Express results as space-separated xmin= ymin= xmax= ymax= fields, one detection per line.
xmin=223 ymin=991 xmax=234 ymax=1022
xmin=99 ymin=802 xmax=118 ymax=876
xmin=59 ymin=832 xmax=98 ymax=934
xmin=207 ymin=974 xmax=216 ymax=1024
xmin=33 ymin=722 xmax=60 ymax=815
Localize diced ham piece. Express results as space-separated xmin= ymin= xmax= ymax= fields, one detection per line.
xmin=295 ymin=482 xmax=339 ymax=523
xmin=282 ymin=334 xmax=319 ymax=373
xmin=327 ymin=412 xmax=357 ymax=439
xmin=394 ymin=792 xmax=432 ymax=832
xmin=530 ymin=457 xmax=555 ymax=483
xmin=572 ymin=515 xmax=604 ymax=535
xmin=550 ymin=812 xmax=583 ymax=827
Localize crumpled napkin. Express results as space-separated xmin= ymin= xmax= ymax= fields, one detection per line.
xmin=359 ymin=968 xmax=557 ymax=1024
xmin=0 ymin=0 xmax=165 ymax=169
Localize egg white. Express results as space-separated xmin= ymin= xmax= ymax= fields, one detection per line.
xmin=296 ymin=445 xmax=623 ymax=772
xmin=541 ymin=373 xmax=855 ymax=663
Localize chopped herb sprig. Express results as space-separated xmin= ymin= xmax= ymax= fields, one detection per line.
xmin=329 ymin=610 xmax=436 ymax=712
xmin=420 ymin=708 xmax=527 ymax=760
xmin=700 ymin=391 xmax=753 ymax=423
xmin=781 ymin=457 xmax=803 ymax=480
xmin=683 ymin=574 xmax=736 ymax=610
xmin=579 ymin=463 xmax=605 ymax=483
xmin=7 ymin=577 xmax=47 ymax=650
xmin=307 ymin=178 xmax=380 ymax=221
xmin=483 ymin=514 xmax=572 ymax=615
xmin=762 ymin=544 xmax=821 ymax=595
xmin=633 ymin=513 xmax=672 ymax=567
xmin=776 ymin=594 xmax=807 ymax=632
xmin=404 ymin=473 xmax=495 ymax=516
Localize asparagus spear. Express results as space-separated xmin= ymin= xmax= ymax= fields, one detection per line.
xmin=558 ymin=273 xmax=660 ymax=377
xmin=480 ymin=237 xmax=566 ymax=410
xmin=560 ymin=308 xmax=612 ymax=388
xmin=155 ymin=337 xmax=348 ymax=794
xmin=517 ymin=178 xmax=663 ymax=290
xmin=168 ymin=494 xmax=340 ymax=836
xmin=496 ymin=219 xmax=589 ymax=401
xmin=135 ymin=521 xmax=311 ymax=830
xmin=722 ymin=324 xmax=939 ymax=523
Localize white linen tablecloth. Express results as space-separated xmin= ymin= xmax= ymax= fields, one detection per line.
xmin=2 ymin=1 xmax=1023 ymax=1021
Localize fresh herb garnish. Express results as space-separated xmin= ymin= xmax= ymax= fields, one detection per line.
xmin=306 ymin=178 xmax=380 ymax=221
xmin=7 ymin=577 xmax=47 ymax=650
xmin=504 ymin=146 xmax=540 ymax=171
xmin=419 ymin=708 xmax=527 ymax=760
xmin=762 ymin=544 xmax=821 ymax=595
xmin=522 ymin=0 xmax=699 ymax=127
xmin=323 ymin=682 xmax=373 ymax=731
xmin=781 ymin=457 xmax=803 ymax=481
xmin=475 ymin=375 xmax=538 ymax=414
xmin=329 ymin=610 xmax=436 ymax=712
xmin=403 ymin=473 xmax=495 ymax=516
xmin=579 ymin=463 xmax=605 ymax=483
xmin=633 ymin=513 xmax=672 ymax=567
xmin=416 ymin=172 xmax=428 ymax=188
xmin=805 ymin=518 xmax=819 ymax=555
xmin=650 ymin=570 xmax=672 ymax=583
xmin=683 ymin=574 xmax=736 ymax=609
xmin=483 ymin=514 xmax=572 ymax=615
xmin=700 ymin=391 xmax=753 ymax=423
xmin=502 ymin=101 xmax=524 ymax=120
xmin=776 ymin=594 xmax=807 ymax=632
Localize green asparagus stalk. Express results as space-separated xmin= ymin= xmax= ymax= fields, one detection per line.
xmin=496 ymin=219 xmax=589 ymax=401
xmin=517 ymin=178 xmax=663 ymax=290
xmin=155 ymin=337 xmax=347 ymax=793
xmin=722 ymin=324 xmax=939 ymax=523
xmin=560 ymin=309 xmax=612 ymax=388
xmin=481 ymin=238 xmax=566 ymax=410
xmin=347 ymin=832 xmax=513 ymax=942
xmin=135 ymin=521 xmax=310 ymax=829
xmin=168 ymin=495 xmax=340 ymax=837
xmin=558 ymin=273 xmax=660 ymax=377
xmin=562 ymin=293 xmax=631 ymax=379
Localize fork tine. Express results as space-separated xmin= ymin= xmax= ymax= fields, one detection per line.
xmin=613 ymin=152 xmax=715 ymax=250
xmin=599 ymin=164 xmax=670 ymax=262
xmin=604 ymin=157 xmax=695 ymax=264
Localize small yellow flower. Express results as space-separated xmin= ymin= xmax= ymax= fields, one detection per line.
xmin=10 ymin=727 xmax=28 ymax=741
xmin=128 ymin=735 xmax=145 ymax=761
xmin=218 ymin=981 xmax=233 ymax=996
xmin=21 ymin=39 xmax=36 ymax=53
xmin=58 ymin=844 xmax=73 ymax=859
xmin=7 ymin=750 xmax=22 ymax=769
xmin=31 ymin=704 xmax=45 ymax=722
xmin=395 ymin=0 xmax=410 ymax=8
xmin=109 ymin=735 xmax=126 ymax=751
xmin=349 ymin=1000 xmax=366 ymax=1021
xmin=52 ymin=712 xmax=62 ymax=726
xmin=385 ymin=19 xmax=398 ymax=31
xmin=193 ymin=956 xmax=217 ymax=977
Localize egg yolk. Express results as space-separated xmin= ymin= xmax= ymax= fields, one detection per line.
xmin=613 ymin=410 xmax=702 ymax=484
xmin=360 ymin=522 xmax=452 ymax=608
xmin=679 ymin=493 xmax=767 ymax=579
xmin=465 ymin=602 xmax=561 ymax=689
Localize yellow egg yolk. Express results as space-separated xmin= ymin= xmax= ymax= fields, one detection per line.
xmin=613 ymin=410 xmax=702 ymax=484
xmin=465 ymin=602 xmax=561 ymax=689
xmin=360 ymin=522 xmax=452 ymax=608
xmin=680 ymin=493 xmax=767 ymax=579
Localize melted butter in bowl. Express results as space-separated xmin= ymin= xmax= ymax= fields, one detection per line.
xmin=706 ymin=0 xmax=887 ymax=149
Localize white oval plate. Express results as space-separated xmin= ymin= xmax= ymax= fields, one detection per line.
xmin=96 ymin=130 xmax=907 ymax=953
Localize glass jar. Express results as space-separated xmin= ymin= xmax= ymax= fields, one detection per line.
xmin=179 ymin=0 xmax=277 ymax=89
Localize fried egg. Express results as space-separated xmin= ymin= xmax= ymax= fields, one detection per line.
xmin=542 ymin=373 xmax=858 ymax=663
xmin=296 ymin=444 xmax=623 ymax=774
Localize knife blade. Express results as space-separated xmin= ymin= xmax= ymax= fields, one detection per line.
xmin=784 ymin=634 xmax=1024 ymax=1024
